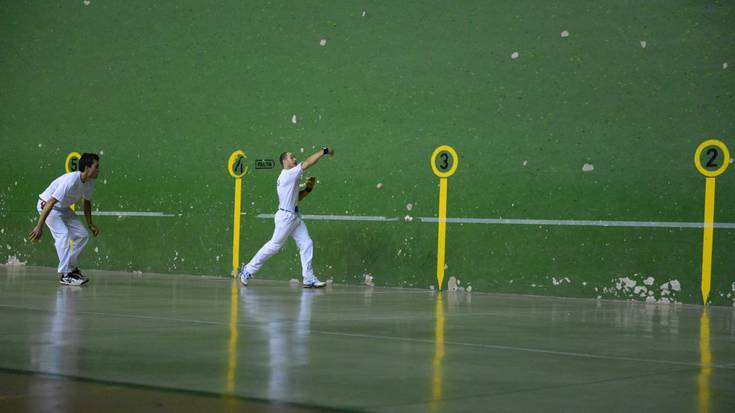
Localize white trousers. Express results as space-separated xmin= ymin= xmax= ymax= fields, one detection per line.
xmin=245 ymin=210 xmax=315 ymax=281
xmin=37 ymin=200 xmax=89 ymax=274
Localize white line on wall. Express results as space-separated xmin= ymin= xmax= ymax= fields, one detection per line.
xmin=254 ymin=213 xmax=735 ymax=229
xmin=76 ymin=211 xmax=176 ymax=217
xmin=256 ymin=213 xmax=399 ymax=222
xmin=68 ymin=210 xmax=735 ymax=229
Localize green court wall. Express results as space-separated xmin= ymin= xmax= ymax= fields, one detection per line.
xmin=1 ymin=1 xmax=734 ymax=305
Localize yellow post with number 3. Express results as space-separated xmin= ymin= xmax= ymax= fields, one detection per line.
xmin=431 ymin=145 xmax=459 ymax=291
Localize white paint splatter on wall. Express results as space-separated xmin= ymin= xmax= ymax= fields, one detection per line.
xmin=1 ymin=256 xmax=27 ymax=266
xmin=447 ymin=276 xmax=458 ymax=291
xmin=634 ymin=285 xmax=647 ymax=296
xmin=669 ymin=280 xmax=681 ymax=291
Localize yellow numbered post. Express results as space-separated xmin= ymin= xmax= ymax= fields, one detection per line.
xmin=430 ymin=145 xmax=459 ymax=291
xmin=227 ymin=150 xmax=249 ymax=276
xmin=65 ymin=152 xmax=82 ymax=212
xmin=693 ymin=139 xmax=730 ymax=305
xmin=65 ymin=152 xmax=81 ymax=249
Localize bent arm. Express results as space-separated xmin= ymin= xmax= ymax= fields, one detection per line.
xmin=83 ymin=200 xmax=93 ymax=227
xmin=37 ymin=197 xmax=57 ymax=226
xmin=298 ymin=176 xmax=316 ymax=201
xmin=29 ymin=197 xmax=57 ymax=240
xmin=84 ymin=199 xmax=99 ymax=236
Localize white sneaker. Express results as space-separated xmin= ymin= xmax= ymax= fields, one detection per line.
xmin=302 ymin=278 xmax=326 ymax=288
xmin=71 ymin=267 xmax=89 ymax=283
xmin=60 ymin=272 xmax=88 ymax=286
xmin=239 ymin=264 xmax=252 ymax=286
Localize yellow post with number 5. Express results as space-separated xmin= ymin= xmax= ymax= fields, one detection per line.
xmin=228 ymin=150 xmax=249 ymax=277
xmin=431 ymin=145 xmax=459 ymax=291
xmin=693 ymin=139 xmax=730 ymax=305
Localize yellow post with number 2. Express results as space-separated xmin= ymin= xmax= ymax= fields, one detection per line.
xmin=693 ymin=139 xmax=730 ymax=305
xmin=431 ymin=145 xmax=459 ymax=291
xmin=227 ymin=150 xmax=249 ymax=277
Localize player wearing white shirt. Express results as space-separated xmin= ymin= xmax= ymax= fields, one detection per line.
xmin=239 ymin=146 xmax=335 ymax=288
xmin=29 ymin=153 xmax=101 ymax=286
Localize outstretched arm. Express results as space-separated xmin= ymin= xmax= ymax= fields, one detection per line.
xmin=301 ymin=146 xmax=334 ymax=171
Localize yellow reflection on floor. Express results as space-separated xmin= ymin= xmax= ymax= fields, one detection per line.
xmin=226 ymin=279 xmax=239 ymax=395
xmin=431 ymin=294 xmax=445 ymax=412
xmin=697 ymin=309 xmax=711 ymax=413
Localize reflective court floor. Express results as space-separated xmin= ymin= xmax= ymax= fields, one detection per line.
xmin=1 ymin=266 xmax=734 ymax=412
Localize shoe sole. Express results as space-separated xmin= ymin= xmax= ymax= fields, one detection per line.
xmin=60 ymin=278 xmax=89 ymax=286
xmin=302 ymin=283 xmax=326 ymax=289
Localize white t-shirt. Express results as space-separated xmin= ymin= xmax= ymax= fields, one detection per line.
xmin=276 ymin=164 xmax=303 ymax=212
xmin=39 ymin=171 xmax=95 ymax=209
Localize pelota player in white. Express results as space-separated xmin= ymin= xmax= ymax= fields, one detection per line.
xmin=29 ymin=153 xmax=101 ymax=286
xmin=239 ymin=146 xmax=335 ymax=288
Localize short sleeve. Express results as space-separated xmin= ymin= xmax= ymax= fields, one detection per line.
xmin=50 ymin=179 xmax=72 ymax=202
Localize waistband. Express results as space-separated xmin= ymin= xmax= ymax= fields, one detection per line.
xmin=278 ymin=206 xmax=299 ymax=214
xmin=38 ymin=198 xmax=69 ymax=211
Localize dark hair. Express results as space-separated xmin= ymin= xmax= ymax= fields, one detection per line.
xmin=279 ymin=152 xmax=289 ymax=166
xmin=79 ymin=153 xmax=99 ymax=172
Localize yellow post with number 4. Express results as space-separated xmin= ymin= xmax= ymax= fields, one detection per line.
xmin=227 ymin=150 xmax=249 ymax=277
xmin=431 ymin=145 xmax=459 ymax=291
xmin=693 ymin=139 xmax=730 ymax=305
